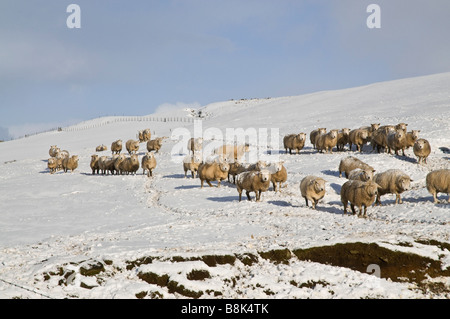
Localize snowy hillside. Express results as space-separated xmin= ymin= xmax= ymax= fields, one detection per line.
xmin=0 ymin=73 xmax=449 ymax=299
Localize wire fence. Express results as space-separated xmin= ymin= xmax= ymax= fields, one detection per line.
xmin=62 ymin=116 xmax=199 ymax=132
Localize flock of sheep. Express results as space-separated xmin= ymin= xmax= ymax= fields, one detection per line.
xmin=46 ymin=122 xmax=449 ymax=217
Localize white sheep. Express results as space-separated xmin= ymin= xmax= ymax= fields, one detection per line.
xmin=62 ymin=155 xmax=79 ymax=173
xmin=373 ymin=169 xmax=412 ymax=205
xmin=90 ymin=154 xmax=100 ymax=175
xmin=413 ymin=138 xmax=431 ymax=164
xmin=300 ymin=176 xmax=326 ymax=209
xmin=142 ymin=152 xmax=157 ymax=177
xmin=316 ymin=129 xmax=339 ymax=154
xmin=347 ymin=168 xmax=374 ymax=182
xmin=198 ymin=161 xmax=230 ymax=188
xmin=310 ymin=128 xmax=326 ymax=149
xmin=126 ymin=139 xmax=140 ymax=155
xmin=284 ymin=133 xmax=307 ymax=154
xmin=338 ymin=156 xmax=375 ymax=178
xmin=183 ymin=153 xmax=202 ymax=178
xmin=426 ymin=169 xmax=450 ymax=204
xmin=188 ymin=137 xmax=203 ymax=155
xmin=386 ymin=128 xmax=407 ymax=156
xmin=236 ymin=170 xmax=271 ymax=202
xmin=349 ymin=129 xmax=369 ymax=152
xmin=340 ymin=180 xmax=379 ymax=217
xmin=111 ymin=140 xmax=123 ymax=154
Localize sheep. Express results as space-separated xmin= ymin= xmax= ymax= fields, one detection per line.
xmin=386 ymin=128 xmax=407 ymax=156
xmin=90 ymin=154 xmax=100 ymax=175
xmin=111 ymin=140 xmax=123 ymax=154
xmin=147 ymin=137 xmax=165 ymax=153
xmin=47 ymin=157 xmax=58 ymax=174
xmin=299 ymin=176 xmax=326 ymax=209
xmin=336 ymin=128 xmax=350 ymax=151
xmin=198 ymin=161 xmax=230 ymax=188
xmin=338 ymin=156 xmax=375 ymax=178
xmin=138 ymin=129 xmax=152 ymax=143
xmin=340 ymin=180 xmax=379 ymax=217
xmin=142 ymin=152 xmax=157 ymax=177
xmin=373 ymin=169 xmax=412 ymax=205
xmin=49 ymin=145 xmax=60 ymax=158
xmin=188 ymin=137 xmax=203 ymax=155
xmin=405 ymin=130 xmax=420 ymax=149
xmin=228 ymin=160 xmax=249 ymax=183
xmin=426 ymin=169 xmax=450 ymax=204
xmin=114 ymin=154 xmax=127 ymax=173
xmin=214 ymin=144 xmax=250 ymax=162
xmin=62 ymin=155 xmax=79 ymax=173
xmin=105 ymin=155 xmax=120 ymax=175
xmin=55 ymin=150 xmax=69 ymax=171
xmin=283 ymin=133 xmax=307 ymax=154
xmin=126 ymin=139 xmax=140 ymax=155
xmin=118 ymin=154 xmax=140 ymax=175
xmin=267 ymin=161 xmax=287 ymax=192
xmin=98 ymin=156 xmax=109 ymax=175
xmin=359 ymin=123 xmax=381 ymax=139
xmin=310 ymin=128 xmax=326 ymax=149
xmin=183 ymin=153 xmax=203 ymax=178
xmin=347 ymin=168 xmax=374 ymax=182
xmin=371 ymin=123 xmax=408 ymax=153
xmin=316 ymin=129 xmax=339 ymax=154
xmin=348 ymin=129 xmax=369 ymax=152
xmin=413 ymin=138 xmax=431 ymax=164
xmin=236 ymin=170 xmax=271 ymax=202
xmin=96 ymin=144 xmax=108 ymax=152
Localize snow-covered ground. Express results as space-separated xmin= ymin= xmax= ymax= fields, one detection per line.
xmin=0 ymin=73 xmax=449 ymax=299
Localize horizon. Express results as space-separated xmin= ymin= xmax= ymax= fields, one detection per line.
xmin=1 ymin=0 xmax=450 ymax=140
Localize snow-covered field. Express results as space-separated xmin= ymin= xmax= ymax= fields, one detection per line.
xmin=0 ymin=73 xmax=449 ymax=299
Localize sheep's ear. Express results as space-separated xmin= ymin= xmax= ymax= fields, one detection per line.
xmin=409 ymin=179 xmax=413 ymax=182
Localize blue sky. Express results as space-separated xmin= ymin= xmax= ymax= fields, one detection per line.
xmin=1 ymin=0 xmax=450 ymax=139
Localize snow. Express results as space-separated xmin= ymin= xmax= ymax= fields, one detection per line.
xmin=0 ymin=73 xmax=449 ymax=299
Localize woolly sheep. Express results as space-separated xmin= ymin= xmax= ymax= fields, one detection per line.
xmin=310 ymin=128 xmax=326 ymax=149
xmin=114 ymin=154 xmax=127 ymax=173
xmin=316 ymin=129 xmax=339 ymax=154
xmin=267 ymin=161 xmax=287 ymax=192
xmin=373 ymin=169 xmax=412 ymax=205
xmin=371 ymin=123 xmax=408 ymax=153
xmin=98 ymin=156 xmax=109 ymax=175
xmin=118 ymin=154 xmax=140 ymax=175
xmin=90 ymin=154 xmax=100 ymax=175
xmin=138 ymin=129 xmax=152 ymax=143
xmin=96 ymin=144 xmax=108 ymax=152
xmin=299 ymin=176 xmax=326 ymax=209
xmin=336 ymin=128 xmax=350 ymax=151
xmin=198 ymin=161 xmax=230 ymax=188
xmin=188 ymin=137 xmax=203 ymax=155
xmin=386 ymin=129 xmax=407 ymax=156
xmin=62 ymin=155 xmax=79 ymax=173
xmin=228 ymin=160 xmax=249 ymax=183
xmin=49 ymin=145 xmax=60 ymax=158
xmin=426 ymin=169 xmax=450 ymax=203
xmin=111 ymin=140 xmax=123 ymax=154
xmin=47 ymin=157 xmax=58 ymax=174
xmin=405 ymin=130 xmax=420 ymax=149
xmin=340 ymin=180 xmax=379 ymax=217
xmin=104 ymin=155 xmax=120 ymax=175
xmin=236 ymin=170 xmax=271 ymax=202
xmin=284 ymin=133 xmax=307 ymax=154
xmin=126 ymin=139 xmax=140 ymax=155
xmin=347 ymin=168 xmax=374 ymax=182
xmin=349 ymin=129 xmax=369 ymax=152
xmin=147 ymin=137 xmax=165 ymax=153
xmin=359 ymin=123 xmax=380 ymax=139
xmin=55 ymin=150 xmax=69 ymax=171
xmin=142 ymin=152 xmax=157 ymax=177
xmin=214 ymin=144 xmax=250 ymax=162
xmin=183 ymin=153 xmax=203 ymax=178
xmin=413 ymin=138 xmax=431 ymax=164
xmin=338 ymin=156 xmax=375 ymax=178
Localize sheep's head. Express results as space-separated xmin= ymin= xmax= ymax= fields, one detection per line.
xmin=258 ymin=170 xmax=271 ymax=182
xmin=329 ymin=130 xmax=339 ymax=139
xmin=371 ymin=123 xmax=381 ymax=131
xmin=366 ymin=182 xmax=379 ymax=197
xmin=397 ymin=176 xmax=411 ymax=192
xmin=219 ymin=162 xmax=230 ymax=172
xmin=395 ymin=129 xmax=405 ymax=140
xmin=342 ymin=128 xmax=350 ymax=135
xmin=415 ymin=139 xmax=426 ymax=150
xmin=91 ymin=154 xmax=99 ymax=161
xmin=410 ymin=130 xmax=420 ymax=141
xmin=312 ymin=179 xmax=325 ymax=193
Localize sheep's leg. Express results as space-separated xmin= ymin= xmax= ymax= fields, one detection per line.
xmin=207 ymin=180 xmax=213 ymax=187
xmin=305 ymin=197 xmax=309 ymax=207
xmin=350 ymin=204 xmax=356 ymax=215
xmin=238 ymin=190 xmax=242 ymax=202
xmin=312 ymin=199 xmax=318 ymax=210
xmin=246 ymin=190 xmax=251 ymax=201
xmin=395 ymin=193 xmax=402 ymax=204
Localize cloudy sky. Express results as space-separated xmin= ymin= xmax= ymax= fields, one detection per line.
xmin=1 ymin=0 xmax=450 ymax=139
